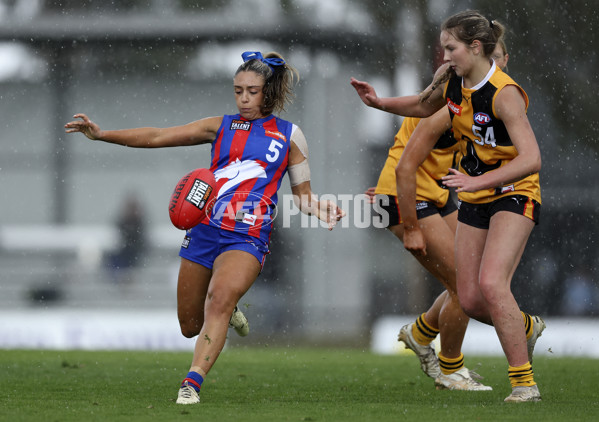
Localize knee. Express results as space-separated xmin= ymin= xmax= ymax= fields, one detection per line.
xmin=180 ymin=327 xmax=198 ymax=339
xmin=458 ymin=295 xmax=475 ymax=317
xmin=205 ymin=288 xmax=238 ymax=316
xmin=478 ymin=276 xmax=508 ymax=306
xmin=460 ymin=301 xmax=483 ymax=320
xmin=179 ymin=317 xmax=202 ymax=338
xmin=457 ymin=290 xmax=486 ymax=321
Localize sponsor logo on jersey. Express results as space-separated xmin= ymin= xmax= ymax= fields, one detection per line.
xmin=186 ymin=179 xmax=213 ymax=210
xmin=447 ymin=99 xmax=462 ymax=116
xmin=230 ymin=119 xmax=251 ymax=131
xmin=265 ymin=130 xmax=287 ymax=142
xmin=474 ymin=112 xmax=491 ymax=125
xmin=182 ymin=236 xmax=190 ymax=248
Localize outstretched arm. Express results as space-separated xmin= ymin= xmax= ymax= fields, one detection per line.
xmin=350 ymin=64 xmax=449 ymax=117
xmin=291 ymin=182 xmax=345 ymax=231
xmin=350 ymin=78 xmax=441 ymax=117
xmin=396 ymin=108 xmax=452 ymax=255
xmin=64 ymin=113 xmax=222 ymax=148
xmin=287 ymin=128 xmax=345 ymax=230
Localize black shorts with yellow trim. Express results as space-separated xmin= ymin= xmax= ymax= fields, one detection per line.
xmin=374 ymin=194 xmax=458 ymax=228
xmin=457 ymin=194 xmax=541 ymax=230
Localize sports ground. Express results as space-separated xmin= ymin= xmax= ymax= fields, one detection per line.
xmin=2 ymin=309 xmax=599 ymax=421
xmin=2 ymin=347 xmax=598 ymax=422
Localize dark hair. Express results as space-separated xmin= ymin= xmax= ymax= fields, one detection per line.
xmin=419 ymin=10 xmax=505 ymax=103
xmin=235 ymin=52 xmax=299 ymax=115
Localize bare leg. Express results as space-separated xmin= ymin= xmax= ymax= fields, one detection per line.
xmin=189 ymin=250 xmax=261 ymax=375
xmin=456 ymin=212 xmax=534 ymax=366
xmin=454 ymin=224 xmax=491 ymax=324
xmin=390 ymin=211 xmax=468 ymax=358
xmin=480 ymin=212 xmax=534 ymax=366
xmin=177 ymin=258 xmax=212 ymax=338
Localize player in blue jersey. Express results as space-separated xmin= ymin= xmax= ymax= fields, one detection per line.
xmin=65 ymin=51 xmax=345 ymax=405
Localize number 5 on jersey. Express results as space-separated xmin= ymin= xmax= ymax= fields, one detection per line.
xmin=266 ymin=139 xmax=284 ymax=162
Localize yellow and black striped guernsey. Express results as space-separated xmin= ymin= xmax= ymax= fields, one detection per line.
xmin=374 ymin=116 xmax=459 ymax=208
xmin=443 ymin=64 xmax=542 ymax=205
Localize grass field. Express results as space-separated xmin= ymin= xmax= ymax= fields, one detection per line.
xmin=2 ymin=347 xmax=598 ymax=422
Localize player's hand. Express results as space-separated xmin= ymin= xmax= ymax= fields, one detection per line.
xmin=317 ymin=199 xmax=346 ymax=231
xmin=442 ymin=168 xmax=479 ymax=193
xmin=403 ymin=226 xmax=427 ymax=256
xmin=364 ymin=187 xmax=376 ymax=204
xmin=64 ymin=113 xmax=102 ymax=140
xmin=350 ymin=77 xmax=383 ymax=109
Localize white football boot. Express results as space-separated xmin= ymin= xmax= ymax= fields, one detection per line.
xmin=229 ymin=305 xmax=249 ymax=337
xmin=398 ymin=323 xmax=441 ymax=379
xmin=434 ymin=367 xmax=493 ymax=391
xmin=527 ymin=316 xmax=546 ymax=364
xmin=176 ymin=381 xmax=200 ymax=405
xmin=504 ymin=385 xmax=542 ymax=402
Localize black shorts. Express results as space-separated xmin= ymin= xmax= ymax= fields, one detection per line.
xmin=375 ymin=194 xmax=458 ymax=228
xmin=457 ymin=195 xmax=541 ymax=229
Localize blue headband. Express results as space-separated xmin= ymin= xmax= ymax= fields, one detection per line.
xmin=241 ymin=51 xmax=286 ymax=71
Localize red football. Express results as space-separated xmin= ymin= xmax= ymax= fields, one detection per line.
xmin=168 ymin=168 xmax=216 ymax=230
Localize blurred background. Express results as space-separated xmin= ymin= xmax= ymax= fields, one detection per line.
xmin=0 ymin=0 xmax=597 ymax=351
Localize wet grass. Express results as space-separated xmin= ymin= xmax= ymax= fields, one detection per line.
xmin=1 ymin=347 xmax=598 ymax=421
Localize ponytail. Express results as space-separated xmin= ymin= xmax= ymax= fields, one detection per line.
xmin=419 ymin=66 xmax=455 ymax=103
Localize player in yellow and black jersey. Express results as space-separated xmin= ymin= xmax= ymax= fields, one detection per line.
xmin=444 ymin=61 xmax=541 ymax=207
xmin=373 ymin=117 xmax=458 ymax=208
xmin=352 ymin=10 xmax=545 ymax=402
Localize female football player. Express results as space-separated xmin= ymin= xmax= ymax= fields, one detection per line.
xmin=352 ymin=11 xmax=544 ymax=402
xmin=66 ymin=51 xmax=345 ymax=405
xmin=364 ymin=40 xmax=516 ymax=392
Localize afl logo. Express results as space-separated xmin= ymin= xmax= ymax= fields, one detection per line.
xmin=474 ymin=112 xmax=491 ymax=125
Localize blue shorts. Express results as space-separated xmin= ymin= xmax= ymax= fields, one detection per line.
xmin=179 ymin=223 xmax=270 ymax=270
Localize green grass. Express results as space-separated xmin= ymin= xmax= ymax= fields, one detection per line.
xmin=1 ymin=347 xmax=598 ymax=422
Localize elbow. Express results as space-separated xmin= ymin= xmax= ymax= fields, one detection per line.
xmin=394 ymin=164 xmax=403 ymax=181
xmin=530 ymin=154 xmax=542 ymax=174
xmin=395 ymin=161 xmax=412 ymax=181
xmin=416 ymin=109 xmax=435 ymax=118
xmin=535 ymin=155 xmax=542 ymax=173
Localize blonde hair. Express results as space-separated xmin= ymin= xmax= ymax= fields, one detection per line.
xmin=497 ymin=37 xmax=508 ymax=56
xmin=495 ymin=37 xmax=509 ymax=73
xmin=235 ymin=52 xmax=299 ymax=115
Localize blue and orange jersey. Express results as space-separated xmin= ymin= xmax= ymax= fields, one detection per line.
xmin=205 ymin=114 xmax=293 ymax=242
